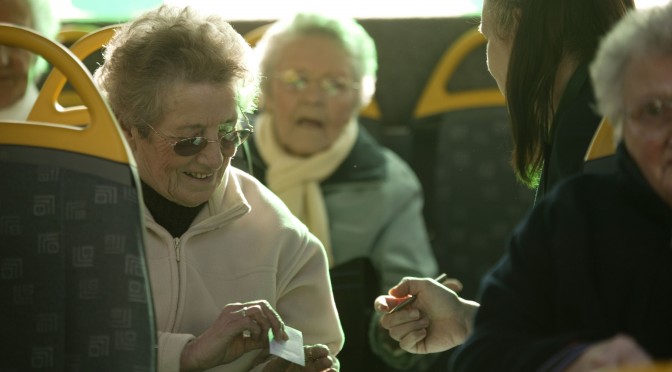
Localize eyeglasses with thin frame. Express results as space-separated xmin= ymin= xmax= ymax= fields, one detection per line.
xmin=274 ymin=69 xmax=360 ymax=97
xmin=146 ymin=120 xmax=253 ymax=157
xmin=628 ymin=96 xmax=672 ymax=129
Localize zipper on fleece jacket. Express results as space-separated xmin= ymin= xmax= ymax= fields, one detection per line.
xmin=174 ymin=237 xmax=181 ymax=262
xmin=170 ymin=236 xmax=182 ymax=332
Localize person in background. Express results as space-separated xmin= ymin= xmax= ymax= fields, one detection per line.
xmin=0 ymin=0 xmax=59 ymax=120
xmin=374 ymin=0 xmax=635 ymax=358
xmin=247 ymin=12 xmax=439 ymax=371
xmin=451 ymin=2 xmax=672 ymax=369
xmin=94 ymin=5 xmax=343 ymax=371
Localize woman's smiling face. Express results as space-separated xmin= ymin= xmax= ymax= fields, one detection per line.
xmin=126 ymin=81 xmax=239 ymax=207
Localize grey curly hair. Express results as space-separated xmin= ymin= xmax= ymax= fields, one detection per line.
xmin=94 ymin=5 xmax=259 ymax=135
xmin=254 ymin=12 xmax=378 ymax=108
xmin=590 ymin=2 xmax=672 ymax=142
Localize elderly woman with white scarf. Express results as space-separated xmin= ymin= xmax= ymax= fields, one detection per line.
xmin=246 ymin=12 xmax=440 ymax=372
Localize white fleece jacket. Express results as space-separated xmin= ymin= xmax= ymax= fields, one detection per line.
xmin=142 ymin=166 xmax=344 ymax=372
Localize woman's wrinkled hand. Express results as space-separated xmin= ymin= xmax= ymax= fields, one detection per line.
xmin=256 ymin=344 xmax=337 ymax=372
xmin=180 ymin=300 xmax=288 ymax=372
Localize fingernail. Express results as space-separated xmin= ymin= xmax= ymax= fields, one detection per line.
xmin=410 ymin=309 xmax=420 ymax=319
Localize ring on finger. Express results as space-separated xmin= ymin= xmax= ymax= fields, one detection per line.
xmin=242 ymin=329 xmax=251 ymax=338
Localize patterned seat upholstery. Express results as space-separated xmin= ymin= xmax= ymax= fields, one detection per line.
xmin=0 ymin=24 xmax=156 ymax=371
xmin=412 ymin=107 xmax=533 ymax=300
xmin=1 ymin=149 xmax=155 ymax=371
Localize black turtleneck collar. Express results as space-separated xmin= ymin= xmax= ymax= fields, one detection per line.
xmin=140 ymin=181 xmax=205 ymax=238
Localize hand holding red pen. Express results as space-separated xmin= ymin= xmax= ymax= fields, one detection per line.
xmin=387 ymin=273 xmax=449 ymax=314
xmin=374 ymin=275 xmax=480 ymax=354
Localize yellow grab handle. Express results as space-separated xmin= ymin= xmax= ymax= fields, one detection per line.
xmin=414 ymin=27 xmax=505 ymax=119
xmin=0 ymin=23 xmax=130 ymax=164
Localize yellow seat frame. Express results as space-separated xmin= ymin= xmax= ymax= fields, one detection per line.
xmin=0 ymin=23 xmax=129 ymax=164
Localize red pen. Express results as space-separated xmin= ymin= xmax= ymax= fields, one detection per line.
xmin=388 ymin=273 xmax=448 ymax=314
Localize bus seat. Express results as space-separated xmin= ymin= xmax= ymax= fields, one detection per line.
xmin=0 ymin=23 xmax=156 ymax=371
xmin=412 ymin=28 xmax=504 ymax=118
xmin=584 ymin=117 xmax=617 ymax=174
xmin=57 ymin=24 xmax=101 ymax=45
xmin=52 ymin=25 xmax=119 ymax=109
xmin=243 ymin=22 xmax=272 ymax=47
xmin=410 ymin=26 xmax=534 ymax=301
xmin=358 ymin=97 xmax=384 ymax=142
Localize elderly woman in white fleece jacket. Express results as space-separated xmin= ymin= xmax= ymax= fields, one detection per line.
xmin=94 ymin=5 xmax=344 ymax=372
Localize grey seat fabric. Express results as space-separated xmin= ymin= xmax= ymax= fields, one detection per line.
xmin=0 ymin=146 xmax=156 ymax=371
xmin=0 ymin=22 xmax=156 ymax=371
xmin=411 ymin=107 xmax=534 ymax=300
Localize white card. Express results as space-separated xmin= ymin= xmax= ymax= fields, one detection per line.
xmin=269 ymin=325 xmax=305 ymax=367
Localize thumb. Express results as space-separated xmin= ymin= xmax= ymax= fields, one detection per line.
xmin=441 ymin=278 xmax=464 ymax=293
xmin=388 ymin=277 xmax=418 ymax=298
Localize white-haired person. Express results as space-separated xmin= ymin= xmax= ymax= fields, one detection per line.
xmin=0 ymin=0 xmax=60 ymax=120
xmin=247 ymin=12 xmax=439 ymax=371
xmin=449 ymin=2 xmax=672 ymax=370
xmin=94 ymin=5 xmax=343 ymax=372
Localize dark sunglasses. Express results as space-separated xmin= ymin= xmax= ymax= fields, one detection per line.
xmin=146 ymin=123 xmax=253 ymax=157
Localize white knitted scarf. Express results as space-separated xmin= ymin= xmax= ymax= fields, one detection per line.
xmin=255 ymin=112 xmax=358 ymax=267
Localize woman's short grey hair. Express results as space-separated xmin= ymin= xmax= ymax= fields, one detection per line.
xmin=590 ymin=2 xmax=672 ymax=141
xmin=26 ymin=0 xmax=60 ymax=78
xmin=94 ymin=5 xmax=259 ymax=135
xmin=254 ymin=13 xmax=378 ymax=107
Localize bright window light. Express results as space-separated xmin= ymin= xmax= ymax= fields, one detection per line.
xmin=52 ymin=0 xmax=672 ymax=23
xmin=636 ymin=0 xmax=671 ymax=7
xmin=167 ymin=0 xmax=482 ymax=20
xmin=52 ymin=0 xmax=481 ymax=22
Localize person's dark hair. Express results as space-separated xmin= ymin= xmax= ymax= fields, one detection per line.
xmin=489 ymin=0 xmax=634 ymax=186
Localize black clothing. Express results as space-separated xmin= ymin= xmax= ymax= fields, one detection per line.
xmin=537 ymin=64 xmax=603 ymax=200
xmin=451 ymin=144 xmax=672 ymax=371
